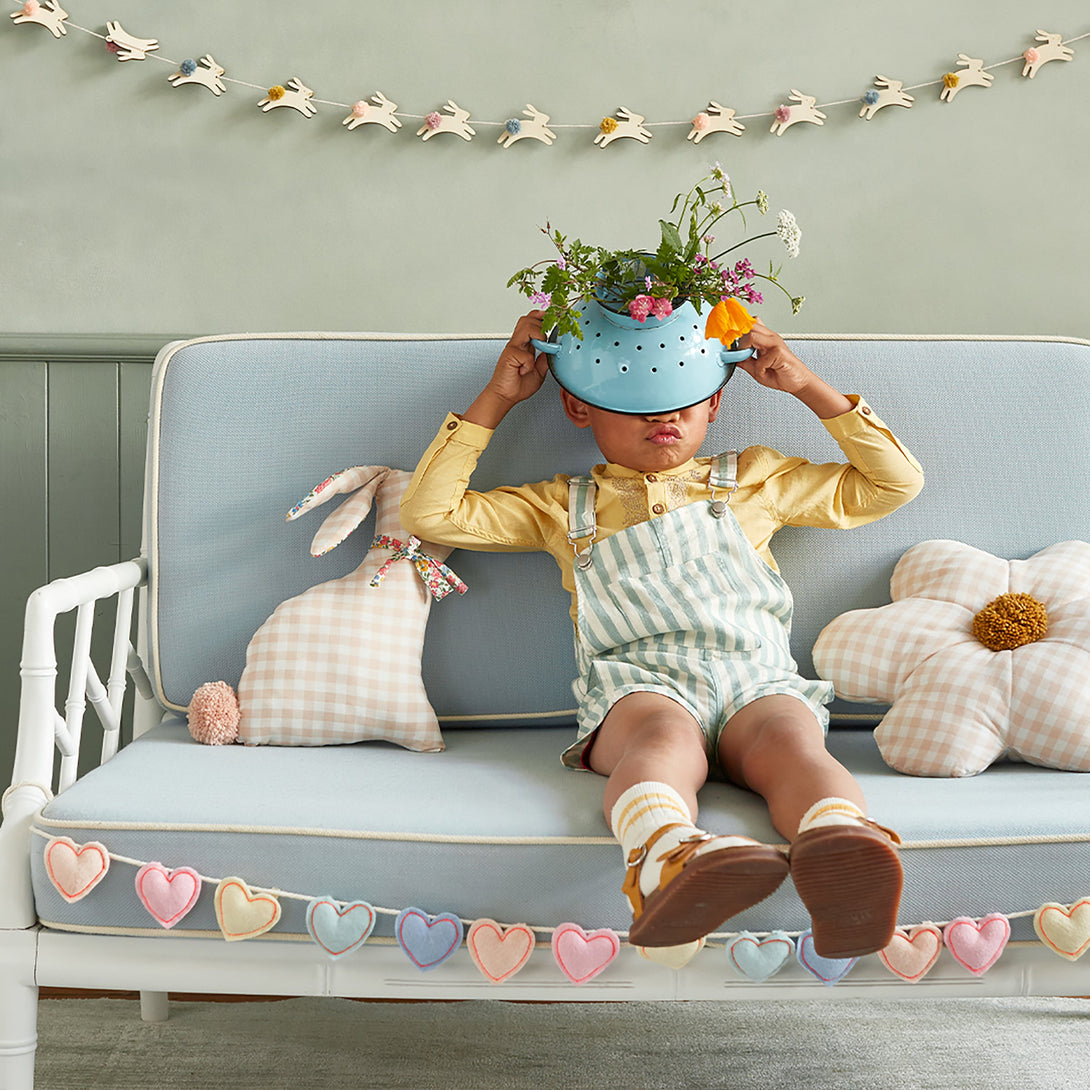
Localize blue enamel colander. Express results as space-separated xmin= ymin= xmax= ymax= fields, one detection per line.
xmin=531 ymin=299 xmax=755 ymax=414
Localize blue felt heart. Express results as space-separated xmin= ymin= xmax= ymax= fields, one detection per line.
xmin=306 ymin=897 xmax=376 ymax=959
xmin=396 ymin=907 xmax=465 ymax=970
xmin=795 ymin=930 xmax=858 ymax=986
xmin=726 ymin=930 xmax=795 ymax=982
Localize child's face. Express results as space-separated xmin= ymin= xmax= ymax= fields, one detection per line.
xmin=561 ymin=391 xmax=722 ymax=473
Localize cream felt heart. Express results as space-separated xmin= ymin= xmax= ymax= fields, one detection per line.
xmin=727 ymin=931 xmax=794 ymax=982
xmin=637 ymin=937 xmax=705 ymax=970
xmin=135 ymin=862 xmax=202 ymax=929
xmin=214 ymin=877 xmax=282 ymax=942
xmin=796 ymin=930 xmax=858 ymax=986
xmin=306 ymin=898 xmax=376 ymax=959
xmin=1033 ymin=899 xmax=1090 ymax=962
xmin=466 ymin=919 xmax=536 ymax=983
xmin=878 ymin=924 xmax=944 ymax=983
xmin=551 ymin=923 xmax=620 ymax=985
xmin=943 ymin=913 xmax=1011 ymax=976
xmin=44 ymin=837 xmax=110 ymax=903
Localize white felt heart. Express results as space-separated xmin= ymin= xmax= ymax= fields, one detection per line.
xmin=44 ymin=837 xmax=110 ymax=903
xmin=551 ymin=923 xmax=620 ymax=985
xmin=878 ymin=924 xmax=943 ymax=983
xmin=214 ymin=877 xmax=282 ymax=942
xmin=637 ymin=937 xmax=705 ymax=969
xmin=943 ymin=914 xmax=1010 ymax=976
xmin=796 ymin=930 xmax=858 ymax=986
xmin=135 ymin=862 xmax=202 ymax=929
xmin=467 ymin=919 xmax=536 ymax=983
xmin=306 ymin=897 xmax=376 ymax=959
xmin=396 ymin=907 xmax=464 ymax=970
xmin=1033 ymin=900 xmax=1090 ymax=962
xmin=727 ymin=930 xmax=794 ymax=982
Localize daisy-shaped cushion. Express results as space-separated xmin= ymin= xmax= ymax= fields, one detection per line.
xmin=812 ymin=540 xmax=1090 ymax=777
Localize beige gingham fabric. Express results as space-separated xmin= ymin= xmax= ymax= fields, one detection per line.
xmin=237 ymin=467 xmax=456 ymax=751
xmin=812 ymin=539 xmax=1090 ymax=777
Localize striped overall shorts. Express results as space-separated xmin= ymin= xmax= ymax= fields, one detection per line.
xmin=560 ymin=452 xmax=834 ymax=770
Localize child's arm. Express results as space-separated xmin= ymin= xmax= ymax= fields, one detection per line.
xmin=462 ymin=310 xmax=551 ymax=429
xmin=736 ymin=319 xmax=853 ymax=420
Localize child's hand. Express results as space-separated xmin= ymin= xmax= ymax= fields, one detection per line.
xmin=462 ymin=312 xmax=551 ymax=429
xmin=735 ymin=320 xmax=814 ymax=395
xmin=736 ymin=319 xmax=853 ymax=419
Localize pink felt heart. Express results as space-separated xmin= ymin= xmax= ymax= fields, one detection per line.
xmin=135 ymin=862 xmax=202 ymax=929
xmin=214 ymin=877 xmax=282 ymax=942
xmin=943 ymin=914 xmax=1011 ymax=976
xmin=878 ymin=924 xmax=943 ymax=983
xmin=551 ymin=923 xmax=620 ymax=985
xmin=467 ymin=919 xmax=536 ymax=983
xmin=44 ymin=837 xmax=110 ymax=903
xmin=1033 ymin=899 xmax=1090 ymax=962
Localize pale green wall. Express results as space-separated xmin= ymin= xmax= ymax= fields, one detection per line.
xmin=2 ymin=1 xmax=1089 ymax=787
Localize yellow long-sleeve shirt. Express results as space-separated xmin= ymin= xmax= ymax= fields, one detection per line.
xmin=401 ymin=396 xmax=924 ymax=625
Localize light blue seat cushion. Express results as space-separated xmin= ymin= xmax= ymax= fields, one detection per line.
xmin=31 ymin=720 xmax=1090 ymax=944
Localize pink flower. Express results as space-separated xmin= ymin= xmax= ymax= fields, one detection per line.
xmin=650 ymin=297 xmax=673 ymax=320
xmin=529 ymin=291 xmax=552 ymax=309
xmin=628 ymin=295 xmax=653 ymax=322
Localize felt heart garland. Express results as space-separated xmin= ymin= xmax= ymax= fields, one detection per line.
xmin=44 ymin=837 xmax=111 ymax=903
xmin=135 ymin=862 xmax=202 ymax=929
xmin=396 ymin=907 xmax=464 ymax=970
xmin=943 ymin=914 xmax=1011 ymax=976
xmin=214 ymin=877 xmax=282 ymax=941
xmin=727 ymin=930 xmax=795 ymax=982
xmin=306 ymin=897 xmax=377 ymax=959
xmin=466 ymin=919 xmax=537 ymax=983
xmin=1033 ymin=899 xmax=1090 ymax=962
xmin=795 ymin=930 xmax=858 ymax=986
xmin=551 ymin=923 xmax=620 ymax=984
xmin=878 ymin=924 xmax=944 ymax=983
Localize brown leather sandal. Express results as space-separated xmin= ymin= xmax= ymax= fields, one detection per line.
xmin=624 ymin=824 xmax=790 ymax=948
xmin=789 ymin=820 xmax=903 ymax=959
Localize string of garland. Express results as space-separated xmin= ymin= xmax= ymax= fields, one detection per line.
xmin=8 ymin=3 xmax=1087 ymax=145
xmin=36 ymin=830 xmax=1090 ymax=987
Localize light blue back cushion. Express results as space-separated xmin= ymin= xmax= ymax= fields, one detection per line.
xmin=147 ymin=335 xmax=1090 ymax=725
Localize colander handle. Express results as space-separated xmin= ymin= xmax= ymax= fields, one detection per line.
xmin=719 ymin=345 xmax=758 ymax=365
xmin=530 ymin=338 xmax=560 ymax=356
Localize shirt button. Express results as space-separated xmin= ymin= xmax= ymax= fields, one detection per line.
xmin=646 ymin=474 xmax=658 ymax=483
xmin=446 ymin=420 xmax=459 ymax=430
xmin=860 ymin=406 xmax=872 ymax=416
xmin=652 ymin=503 xmax=666 ymax=515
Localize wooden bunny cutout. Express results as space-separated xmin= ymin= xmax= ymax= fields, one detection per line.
xmin=687 ymin=102 xmax=745 ymax=143
xmin=770 ymin=91 xmax=827 ymax=135
xmin=10 ymin=1 xmax=69 ymax=37
xmin=940 ymin=56 xmax=994 ymax=102
xmin=187 ymin=467 xmax=466 ymax=750
xmin=1022 ymin=31 xmax=1074 ymax=78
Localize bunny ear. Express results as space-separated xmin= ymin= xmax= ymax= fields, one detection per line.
xmin=286 ymin=466 xmax=391 ymax=557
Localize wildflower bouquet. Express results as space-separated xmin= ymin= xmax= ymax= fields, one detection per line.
xmin=508 ymin=166 xmax=804 ymax=343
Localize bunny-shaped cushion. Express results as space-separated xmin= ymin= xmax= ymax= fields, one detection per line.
xmin=188 ymin=466 xmax=465 ymax=750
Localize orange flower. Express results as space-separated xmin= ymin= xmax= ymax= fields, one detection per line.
xmin=704 ymin=299 xmax=755 ymax=344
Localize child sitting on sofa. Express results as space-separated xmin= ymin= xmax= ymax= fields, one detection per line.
xmin=400 ymin=309 xmax=924 ymax=957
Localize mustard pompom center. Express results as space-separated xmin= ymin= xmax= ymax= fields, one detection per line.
xmin=971 ymin=592 xmax=1049 ymax=652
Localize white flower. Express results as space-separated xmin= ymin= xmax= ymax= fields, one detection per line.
xmin=776 ymin=209 xmax=801 ymax=258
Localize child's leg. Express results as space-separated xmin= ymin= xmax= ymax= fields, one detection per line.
xmin=717 ymin=695 xmax=903 ymax=959
xmin=587 ymin=692 xmax=789 ymax=947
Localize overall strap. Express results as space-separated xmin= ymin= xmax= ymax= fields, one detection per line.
xmin=567 ymin=475 xmax=597 ymax=568
xmin=708 ymin=452 xmax=739 ymax=517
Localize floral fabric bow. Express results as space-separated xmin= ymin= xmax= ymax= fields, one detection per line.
xmin=369 ymin=534 xmax=468 ymax=601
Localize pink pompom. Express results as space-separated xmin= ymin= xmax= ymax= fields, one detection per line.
xmin=692 ymin=112 xmax=710 ymax=131
xmin=775 ymin=105 xmax=791 ymax=124
xmin=425 ymin=111 xmax=442 ymax=130
xmin=351 ymin=100 xmax=368 ymax=119
xmin=187 ymin=681 xmax=241 ymax=745
xmin=22 ymin=1 xmax=41 ymax=15
xmin=1023 ymin=47 xmax=1040 ymax=64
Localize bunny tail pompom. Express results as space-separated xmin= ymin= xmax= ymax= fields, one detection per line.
xmin=187 ymin=681 xmax=241 ymax=745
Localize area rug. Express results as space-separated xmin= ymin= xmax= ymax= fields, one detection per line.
xmin=35 ymin=995 xmax=1090 ymax=1089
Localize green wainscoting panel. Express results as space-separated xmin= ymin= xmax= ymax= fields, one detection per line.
xmin=0 ymin=352 xmax=154 ymax=795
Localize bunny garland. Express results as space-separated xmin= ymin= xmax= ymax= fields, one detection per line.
xmin=9 ymin=5 xmax=1087 ymax=145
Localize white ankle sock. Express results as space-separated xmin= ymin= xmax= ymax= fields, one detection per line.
xmin=610 ymin=782 xmax=758 ymax=898
xmin=796 ymin=797 xmax=867 ymax=836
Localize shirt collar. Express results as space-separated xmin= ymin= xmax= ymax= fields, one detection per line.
xmin=597 ymin=458 xmax=703 ymax=479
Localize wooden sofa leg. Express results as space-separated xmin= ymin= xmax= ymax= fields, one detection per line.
xmin=0 ymin=938 xmax=39 ymax=1090
xmin=140 ymin=990 xmax=170 ymax=1023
